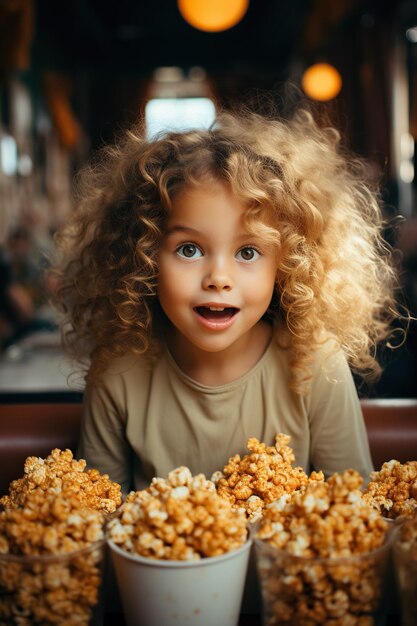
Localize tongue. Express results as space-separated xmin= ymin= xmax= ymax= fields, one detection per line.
xmin=197 ymin=307 xmax=235 ymax=321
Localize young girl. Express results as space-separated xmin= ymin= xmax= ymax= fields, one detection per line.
xmin=54 ymin=108 xmax=400 ymax=494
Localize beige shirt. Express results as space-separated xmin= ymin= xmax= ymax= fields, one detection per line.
xmin=78 ymin=337 xmax=373 ymax=494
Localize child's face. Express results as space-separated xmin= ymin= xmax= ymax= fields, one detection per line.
xmin=157 ymin=180 xmax=277 ymax=360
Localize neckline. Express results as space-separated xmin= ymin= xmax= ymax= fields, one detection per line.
xmin=165 ymin=336 xmax=275 ymax=394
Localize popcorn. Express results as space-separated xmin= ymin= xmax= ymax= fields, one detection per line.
xmin=109 ymin=466 xmax=248 ymax=561
xmin=212 ymin=434 xmax=324 ymax=522
xmin=0 ymin=488 xmax=106 ymax=626
xmin=0 ymin=448 xmax=122 ymax=514
xmin=256 ymin=470 xmax=390 ymax=626
xmin=0 ymin=490 xmax=104 ymax=556
xmin=362 ymin=460 xmax=417 ymax=520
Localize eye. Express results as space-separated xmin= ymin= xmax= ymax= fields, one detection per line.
xmin=236 ymin=246 xmax=260 ymax=262
xmin=176 ymin=243 xmax=203 ymax=259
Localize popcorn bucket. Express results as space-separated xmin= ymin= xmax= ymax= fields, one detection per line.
xmin=108 ymin=537 xmax=252 ymax=626
xmin=0 ymin=539 xmax=107 ymax=626
xmin=393 ymin=516 xmax=417 ymax=626
xmin=254 ymin=533 xmax=395 ymax=626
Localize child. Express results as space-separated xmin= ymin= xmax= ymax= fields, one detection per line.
xmin=54 ymin=108 xmax=400 ymax=494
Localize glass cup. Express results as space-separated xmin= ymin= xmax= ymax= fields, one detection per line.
xmin=393 ymin=516 xmax=417 ymax=626
xmin=383 ymin=514 xmax=408 ymax=526
xmin=254 ymin=533 xmax=395 ymax=626
xmin=108 ymin=537 xmax=252 ymax=626
xmin=0 ymin=538 xmax=107 ymax=626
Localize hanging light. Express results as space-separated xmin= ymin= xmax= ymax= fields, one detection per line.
xmin=301 ymin=62 xmax=342 ymax=102
xmin=177 ymin=0 xmax=249 ymax=33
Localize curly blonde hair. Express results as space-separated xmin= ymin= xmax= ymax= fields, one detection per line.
xmin=53 ymin=108 xmax=400 ymax=393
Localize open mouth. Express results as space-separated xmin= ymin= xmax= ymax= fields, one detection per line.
xmin=194 ymin=306 xmax=239 ymax=321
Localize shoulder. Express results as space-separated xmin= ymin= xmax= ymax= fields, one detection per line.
xmin=265 ymin=337 xmax=292 ymax=385
xmin=305 ymin=339 xmax=360 ymax=417
xmin=83 ymin=352 xmax=161 ymax=432
xmin=104 ymin=353 xmax=153 ymax=378
xmin=86 ymin=352 xmax=155 ymax=403
xmin=310 ymin=340 xmax=352 ymax=386
xmin=271 ymin=326 xmax=356 ymax=397
xmin=272 ymin=325 xmax=351 ymax=381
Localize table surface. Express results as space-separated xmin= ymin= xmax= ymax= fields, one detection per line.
xmin=0 ymin=330 xmax=84 ymax=399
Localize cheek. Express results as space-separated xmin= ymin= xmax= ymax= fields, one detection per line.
xmin=158 ymin=267 xmax=191 ymax=309
xmin=157 ymin=282 xmax=179 ymax=320
xmin=157 ymin=260 xmax=172 ymax=302
xmin=244 ymin=267 xmax=276 ymax=302
xmin=159 ymin=255 xmax=199 ymax=291
xmin=158 ymin=256 xmax=178 ymax=291
xmin=158 ymin=275 xmax=176 ymax=303
xmin=252 ymin=284 xmax=276 ymax=308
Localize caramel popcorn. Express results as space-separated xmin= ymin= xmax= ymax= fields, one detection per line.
xmin=394 ymin=515 xmax=417 ymax=626
xmin=362 ymin=460 xmax=417 ymax=520
xmin=0 ymin=448 xmax=122 ymax=514
xmin=255 ymin=470 xmax=390 ymax=626
xmin=0 ymin=488 xmax=106 ymax=626
xmin=109 ymin=466 xmax=248 ymax=561
xmin=211 ymin=434 xmax=324 ymax=522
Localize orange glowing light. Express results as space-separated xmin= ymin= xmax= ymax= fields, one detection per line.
xmin=301 ymin=63 xmax=342 ymax=102
xmin=177 ymin=0 xmax=249 ymax=33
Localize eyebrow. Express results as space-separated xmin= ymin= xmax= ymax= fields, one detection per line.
xmin=165 ymin=225 xmax=201 ymax=236
xmin=165 ymin=224 xmax=262 ymax=243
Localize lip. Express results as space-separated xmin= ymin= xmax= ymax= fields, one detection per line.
xmin=193 ymin=303 xmax=239 ymax=330
xmin=195 ymin=302 xmax=240 ymax=309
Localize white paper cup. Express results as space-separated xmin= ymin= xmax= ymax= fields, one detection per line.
xmin=108 ymin=538 xmax=252 ymax=626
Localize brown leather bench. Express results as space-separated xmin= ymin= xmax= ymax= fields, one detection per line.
xmin=0 ymin=403 xmax=83 ymax=496
xmin=360 ymin=398 xmax=417 ymax=468
xmin=0 ymin=399 xmax=416 ymax=496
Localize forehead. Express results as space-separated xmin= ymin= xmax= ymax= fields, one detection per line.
xmin=169 ymin=180 xmax=247 ymax=222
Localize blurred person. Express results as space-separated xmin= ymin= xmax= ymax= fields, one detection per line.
xmin=0 ymin=244 xmax=34 ymax=348
xmin=0 ymin=226 xmax=56 ymax=349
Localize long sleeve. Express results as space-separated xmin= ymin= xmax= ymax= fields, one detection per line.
xmin=305 ymin=348 xmax=374 ymax=480
xmin=77 ymin=374 xmax=134 ymax=495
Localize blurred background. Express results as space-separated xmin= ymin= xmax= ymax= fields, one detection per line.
xmin=0 ymin=0 xmax=416 ymax=398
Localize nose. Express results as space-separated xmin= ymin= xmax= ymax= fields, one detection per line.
xmin=202 ymin=258 xmax=233 ymax=291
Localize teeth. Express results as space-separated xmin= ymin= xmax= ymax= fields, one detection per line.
xmin=209 ymin=306 xmax=225 ymax=311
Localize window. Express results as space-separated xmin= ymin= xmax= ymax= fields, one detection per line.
xmin=145 ymin=97 xmax=216 ymax=139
